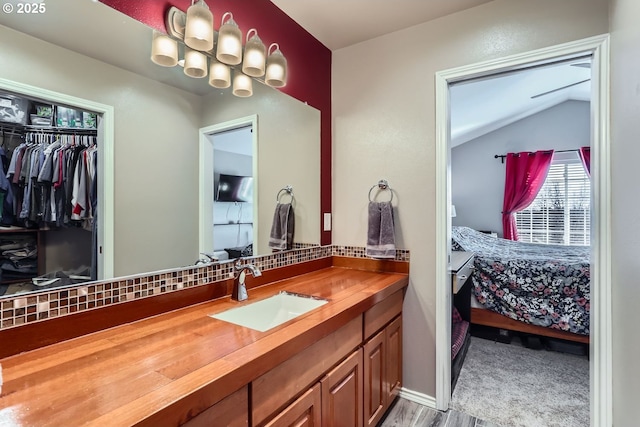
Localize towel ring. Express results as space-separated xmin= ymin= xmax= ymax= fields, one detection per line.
xmin=276 ymin=185 xmax=295 ymax=205
xmin=368 ymin=179 xmax=393 ymax=203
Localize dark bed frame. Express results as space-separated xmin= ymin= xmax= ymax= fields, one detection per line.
xmin=471 ymin=307 xmax=590 ymax=344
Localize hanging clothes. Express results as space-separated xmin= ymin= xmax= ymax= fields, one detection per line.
xmin=5 ymin=131 xmax=97 ymax=229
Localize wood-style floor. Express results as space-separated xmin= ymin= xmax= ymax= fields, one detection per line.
xmin=379 ymin=397 xmax=500 ymax=427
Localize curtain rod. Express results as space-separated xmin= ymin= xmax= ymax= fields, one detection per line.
xmin=493 ymin=148 xmax=587 ymax=164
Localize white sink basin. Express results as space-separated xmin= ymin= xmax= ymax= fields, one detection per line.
xmin=209 ymin=291 xmax=328 ymax=332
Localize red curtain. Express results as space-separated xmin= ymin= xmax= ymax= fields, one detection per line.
xmin=502 ymin=150 xmax=554 ymax=240
xmin=579 ymin=146 xmax=591 ymax=177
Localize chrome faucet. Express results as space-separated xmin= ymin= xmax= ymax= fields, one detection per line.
xmin=195 ymin=253 xmax=218 ymax=266
xmin=231 ymin=260 xmax=262 ymax=301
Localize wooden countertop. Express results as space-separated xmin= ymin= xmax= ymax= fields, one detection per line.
xmin=0 ymin=265 xmax=408 ymax=426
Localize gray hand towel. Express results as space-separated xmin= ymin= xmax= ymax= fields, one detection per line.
xmin=366 ymin=201 xmax=396 ymax=259
xmin=269 ymin=203 xmax=295 ymax=251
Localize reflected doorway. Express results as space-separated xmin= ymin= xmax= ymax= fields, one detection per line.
xmin=211 ymin=126 xmax=254 ymax=261
xmin=198 ymin=115 xmax=259 ymax=262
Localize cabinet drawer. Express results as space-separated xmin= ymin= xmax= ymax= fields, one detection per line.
xmin=364 ymin=290 xmax=403 ymax=340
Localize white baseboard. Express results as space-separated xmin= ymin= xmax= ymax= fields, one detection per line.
xmin=398 ymin=387 xmax=437 ymax=409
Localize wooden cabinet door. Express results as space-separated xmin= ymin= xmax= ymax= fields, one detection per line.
xmin=385 ymin=315 xmax=402 ymax=403
xmin=321 ymin=348 xmax=363 ymax=427
xmin=363 ymin=329 xmax=386 ymax=427
xmin=264 ymin=384 xmax=321 ymax=427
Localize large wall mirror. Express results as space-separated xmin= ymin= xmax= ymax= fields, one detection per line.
xmin=0 ymin=0 xmax=320 ymax=298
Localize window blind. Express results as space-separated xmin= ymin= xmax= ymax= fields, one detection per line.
xmin=516 ymin=152 xmax=590 ymax=246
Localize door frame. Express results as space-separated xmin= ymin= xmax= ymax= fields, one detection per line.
xmin=198 ymin=115 xmax=259 ymax=257
xmin=0 ymin=77 xmax=115 ymax=280
xmin=434 ymin=34 xmax=611 ymax=426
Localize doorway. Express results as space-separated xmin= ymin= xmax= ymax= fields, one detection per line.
xmin=198 ymin=115 xmax=258 ymax=260
xmin=0 ymin=77 xmax=115 ymax=281
xmin=434 ymin=34 xmax=611 ymax=426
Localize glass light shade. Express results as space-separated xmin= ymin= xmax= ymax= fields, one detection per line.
xmin=209 ymin=59 xmax=231 ymax=88
xmin=233 ymin=72 xmax=253 ymax=97
xmin=242 ymin=29 xmax=266 ymax=78
xmin=216 ymin=12 xmax=242 ymax=66
xmin=184 ymin=0 xmax=214 ymax=52
xmin=184 ymin=48 xmax=208 ymax=78
xmin=151 ymin=31 xmax=178 ymax=67
xmin=265 ymin=43 xmax=287 ymax=87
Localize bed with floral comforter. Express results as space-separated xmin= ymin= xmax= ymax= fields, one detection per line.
xmin=451 ymin=226 xmax=590 ymax=336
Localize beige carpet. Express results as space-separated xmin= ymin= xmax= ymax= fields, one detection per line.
xmin=450 ymin=336 xmax=589 ymax=427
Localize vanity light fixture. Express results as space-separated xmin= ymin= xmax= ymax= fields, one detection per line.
xmin=184 ymin=47 xmax=208 ymax=78
xmin=233 ymin=71 xmax=253 ymax=97
xmin=265 ymin=43 xmax=287 ymax=88
xmin=152 ymin=4 xmax=288 ymax=96
xmin=242 ymin=29 xmax=266 ymax=78
xmin=184 ymin=0 xmax=214 ymax=52
xmin=150 ymin=30 xmax=178 ymax=67
xmin=216 ymin=12 xmax=242 ymax=66
xmin=209 ymin=58 xmax=231 ymax=88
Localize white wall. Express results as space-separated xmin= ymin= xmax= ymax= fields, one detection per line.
xmin=332 ymin=0 xmax=608 ymax=398
xmin=201 ymin=82 xmax=321 ymax=254
xmin=0 ymin=25 xmax=202 ymax=277
xmin=452 ymin=100 xmax=590 ymax=236
xmin=610 ymin=0 xmax=640 ymax=424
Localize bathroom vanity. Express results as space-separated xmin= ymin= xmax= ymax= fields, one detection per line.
xmin=0 ymin=257 xmax=408 ymax=427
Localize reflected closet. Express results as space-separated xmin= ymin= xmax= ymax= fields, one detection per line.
xmin=0 ymin=90 xmax=99 ymax=297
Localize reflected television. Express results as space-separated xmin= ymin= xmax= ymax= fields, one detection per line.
xmin=216 ymin=174 xmax=253 ymax=202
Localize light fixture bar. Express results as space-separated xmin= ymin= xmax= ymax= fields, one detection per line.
xmin=159 ymin=6 xmax=288 ymax=94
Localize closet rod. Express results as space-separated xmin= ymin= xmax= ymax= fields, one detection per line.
xmin=494 ymin=149 xmax=579 ymax=164
xmin=22 ymin=126 xmax=97 ymax=134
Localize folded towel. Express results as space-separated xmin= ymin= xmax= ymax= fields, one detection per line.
xmin=366 ymin=201 xmax=396 ymax=259
xmin=269 ymin=203 xmax=295 ymax=251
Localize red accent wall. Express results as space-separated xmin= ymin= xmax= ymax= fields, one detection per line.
xmin=100 ymin=0 xmax=332 ymax=245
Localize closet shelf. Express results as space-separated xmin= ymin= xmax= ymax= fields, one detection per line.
xmin=1 ymin=122 xmax=97 ymax=134
xmin=0 ymin=227 xmax=44 ymax=287
xmin=0 ymin=226 xmax=40 ymax=234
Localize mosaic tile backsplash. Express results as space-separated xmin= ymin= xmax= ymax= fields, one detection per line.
xmin=0 ymin=245 xmax=409 ymax=330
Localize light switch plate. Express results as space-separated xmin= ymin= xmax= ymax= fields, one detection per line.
xmin=323 ymin=213 xmax=332 ymax=231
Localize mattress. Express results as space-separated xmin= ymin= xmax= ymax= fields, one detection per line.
xmin=452 ymin=226 xmax=590 ymax=336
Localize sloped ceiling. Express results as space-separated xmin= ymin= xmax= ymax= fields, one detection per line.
xmin=450 ymin=59 xmax=592 ymax=147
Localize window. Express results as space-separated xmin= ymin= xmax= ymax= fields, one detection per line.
xmin=516 ymin=151 xmax=590 ymax=246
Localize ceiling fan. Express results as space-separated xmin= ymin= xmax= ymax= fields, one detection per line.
xmin=530 ymin=62 xmax=591 ymax=99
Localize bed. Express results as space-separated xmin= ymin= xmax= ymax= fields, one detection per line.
xmin=451 ymin=226 xmax=590 ymax=343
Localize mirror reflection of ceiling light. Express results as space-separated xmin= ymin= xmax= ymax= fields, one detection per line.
xmin=150 ymin=2 xmax=288 ymax=97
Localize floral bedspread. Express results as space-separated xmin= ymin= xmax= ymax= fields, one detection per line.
xmin=451 ymin=226 xmax=590 ymax=335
